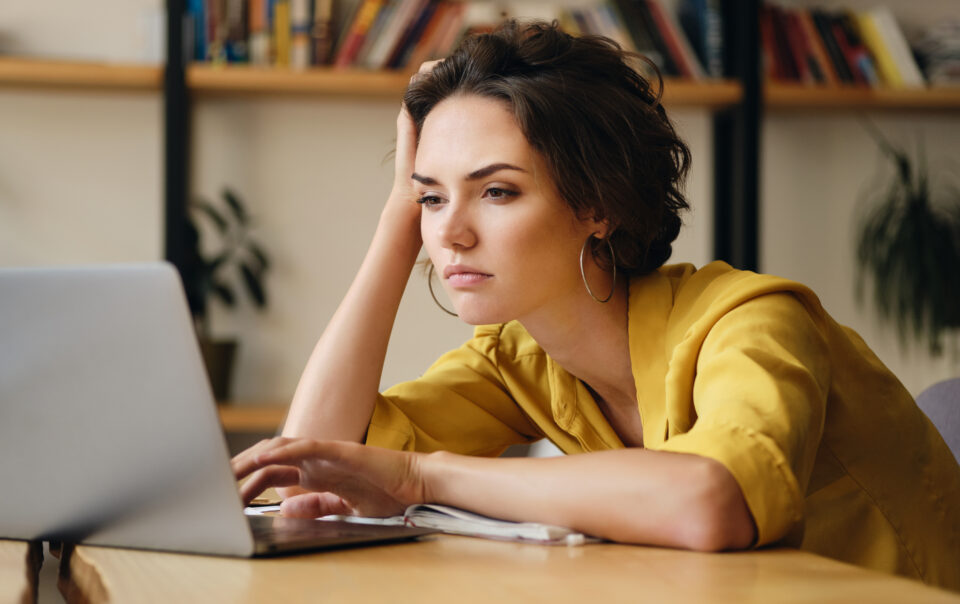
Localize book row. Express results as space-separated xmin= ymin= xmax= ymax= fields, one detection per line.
xmin=185 ymin=0 xmax=724 ymax=80
xmin=760 ymin=2 xmax=927 ymax=89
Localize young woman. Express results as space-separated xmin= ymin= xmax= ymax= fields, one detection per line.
xmin=232 ymin=21 xmax=960 ymax=590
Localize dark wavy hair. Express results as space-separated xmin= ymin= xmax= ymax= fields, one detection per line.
xmin=404 ymin=20 xmax=691 ymax=275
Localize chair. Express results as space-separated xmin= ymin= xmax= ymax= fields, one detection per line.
xmin=916 ymin=378 xmax=960 ymax=463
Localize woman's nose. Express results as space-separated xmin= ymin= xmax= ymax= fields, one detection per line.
xmin=438 ymin=201 xmax=477 ymax=250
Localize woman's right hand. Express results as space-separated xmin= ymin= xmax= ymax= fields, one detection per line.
xmin=384 ymin=61 xmax=443 ymax=225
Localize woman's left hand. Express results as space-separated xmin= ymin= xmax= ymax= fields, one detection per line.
xmin=232 ymin=438 xmax=428 ymax=518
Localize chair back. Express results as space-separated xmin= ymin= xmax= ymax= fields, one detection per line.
xmin=916 ymin=378 xmax=960 ymax=463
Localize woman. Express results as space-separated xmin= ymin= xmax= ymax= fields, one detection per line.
xmin=233 ymin=21 xmax=960 ymax=589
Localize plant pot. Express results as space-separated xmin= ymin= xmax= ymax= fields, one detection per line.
xmin=199 ymin=339 xmax=237 ymax=402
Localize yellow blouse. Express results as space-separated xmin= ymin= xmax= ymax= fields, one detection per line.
xmin=366 ymin=261 xmax=960 ymax=590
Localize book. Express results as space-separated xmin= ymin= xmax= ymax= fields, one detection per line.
xmin=334 ymin=0 xmax=387 ymax=68
xmin=678 ymin=0 xmax=723 ymax=79
xmin=403 ymin=2 xmax=453 ymax=69
xmin=273 ymin=0 xmax=291 ymax=66
xmin=249 ymin=0 xmax=271 ymax=65
xmin=188 ymin=0 xmax=208 ymax=61
xmin=832 ymin=13 xmax=878 ymax=87
xmin=784 ymin=9 xmax=816 ymax=84
xmin=246 ymin=503 xmax=596 ymax=545
xmin=796 ymin=9 xmax=839 ymax=86
xmin=385 ymin=0 xmax=438 ymax=69
xmin=645 ymin=0 xmax=704 ymax=80
xmin=769 ymin=5 xmax=798 ymax=81
xmin=224 ymin=0 xmax=250 ymax=62
xmin=353 ymin=0 xmax=397 ymax=67
xmin=868 ymin=6 xmax=925 ymax=87
xmin=290 ymin=0 xmax=312 ymax=69
xmin=811 ymin=9 xmax=854 ymax=84
xmin=363 ymin=0 xmax=426 ymax=69
xmin=633 ymin=0 xmax=679 ymax=76
xmin=311 ymin=0 xmax=335 ymax=65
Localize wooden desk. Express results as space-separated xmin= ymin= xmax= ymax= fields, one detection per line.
xmin=0 ymin=539 xmax=42 ymax=604
xmin=62 ymin=535 xmax=958 ymax=603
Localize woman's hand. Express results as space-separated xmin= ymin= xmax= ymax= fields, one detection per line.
xmin=232 ymin=438 xmax=428 ymax=518
xmin=384 ymin=60 xmax=443 ymax=225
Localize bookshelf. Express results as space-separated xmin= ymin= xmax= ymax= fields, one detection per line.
xmin=765 ymin=83 xmax=960 ymax=111
xmin=187 ymin=62 xmax=743 ymax=107
xmin=0 ymin=57 xmax=162 ymax=92
xmin=7 ymin=57 xmax=960 ymax=113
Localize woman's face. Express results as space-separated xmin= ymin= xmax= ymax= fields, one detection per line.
xmin=415 ymin=94 xmax=604 ymax=325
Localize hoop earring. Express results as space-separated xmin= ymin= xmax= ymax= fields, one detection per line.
xmin=579 ymin=235 xmax=617 ymax=303
xmin=427 ymin=264 xmax=458 ymax=317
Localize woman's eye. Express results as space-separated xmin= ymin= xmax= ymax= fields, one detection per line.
xmin=416 ymin=195 xmax=444 ymax=207
xmin=484 ymin=187 xmax=518 ymax=200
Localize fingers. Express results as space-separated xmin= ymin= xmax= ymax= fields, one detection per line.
xmin=407 ymin=59 xmax=443 ymax=87
xmin=280 ymin=492 xmax=354 ymax=518
xmin=231 ymin=436 xmax=292 ymax=480
xmin=231 ymin=436 xmax=323 ymax=481
xmin=239 ymin=465 xmax=301 ymax=505
xmin=254 ymin=439 xmax=347 ymax=469
xmin=417 ymin=59 xmax=442 ymax=74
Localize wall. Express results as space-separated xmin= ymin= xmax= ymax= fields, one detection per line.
xmin=760 ymin=0 xmax=960 ymax=394
xmin=192 ymin=100 xmax=713 ymax=399
xmin=1 ymin=0 xmax=955 ymax=406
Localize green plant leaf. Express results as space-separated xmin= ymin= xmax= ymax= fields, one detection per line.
xmin=211 ymin=280 xmax=236 ymax=307
xmin=222 ymin=188 xmax=249 ymax=225
xmin=248 ymin=242 xmax=270 ymax=271
xmin=191 ymin=198 xmax=229 ymax=233
xmin=240 ymin=262 xmax=267 ymax=308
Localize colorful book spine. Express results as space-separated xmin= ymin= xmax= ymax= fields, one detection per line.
xmin=811 ymin=9 xmax=854 ymax=84
xmin=334 ymin=0 xmax=386 ymax=68
xmin=645 ymin=0 xmax=703 ymax=79
xmin=854 ymin=11 xmax=901 ymax=88
xmin=290 ymin=0 xmax=312 ymax=69
xmin=868 ymin=6 xmax=925 ymax=87
xmin=188 ymin=0 xmax=208 ymax=61
xmin=796 ymin=9 xmax=839 ymax=86
xmin=273 ymin=0 xmax=291 ymax=66
xmin=311 ymin=0 xmax=335 ymax=65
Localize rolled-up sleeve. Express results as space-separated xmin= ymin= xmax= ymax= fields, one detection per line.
xmin=367 ymin=326 xmax=541 ymax=456
xmin=656 ymin=293 xmax=831 ymax=546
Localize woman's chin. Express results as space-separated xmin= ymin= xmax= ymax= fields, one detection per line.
xmin=454 ymin=305 xmax=511 ymax=326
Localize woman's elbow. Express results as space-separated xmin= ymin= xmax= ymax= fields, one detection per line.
xmin=681 ymin=458 xmax=757 ymax=552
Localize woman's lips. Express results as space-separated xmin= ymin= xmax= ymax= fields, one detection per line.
xmin=443 ymin=264 xmax=492 ymax=287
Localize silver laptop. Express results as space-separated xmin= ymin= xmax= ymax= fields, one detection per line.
xmin=0 ymin=263 xmax=433 ymax=556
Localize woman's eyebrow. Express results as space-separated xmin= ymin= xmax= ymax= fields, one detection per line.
xmin=411 ymin=163 xmax=527 ymax=186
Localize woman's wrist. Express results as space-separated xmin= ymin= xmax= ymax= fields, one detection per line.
xmin=418 ymin=450 xmax=455 ymax=504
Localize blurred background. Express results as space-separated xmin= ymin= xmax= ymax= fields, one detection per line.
xmin=1 ymin=0 xmax=958 ymax=424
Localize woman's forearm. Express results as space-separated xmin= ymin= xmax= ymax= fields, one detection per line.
xmin=282 ymin=203 xmax=421 ymax=444
xmin=421 ymin=448 xmax=757 ymax=551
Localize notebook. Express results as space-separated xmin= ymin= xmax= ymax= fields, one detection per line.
xmin=0 ymin=263 xmax=434 ymax=556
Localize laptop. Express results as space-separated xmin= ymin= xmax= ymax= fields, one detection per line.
xmin=0 ymin=263 xmax=434 ymax=556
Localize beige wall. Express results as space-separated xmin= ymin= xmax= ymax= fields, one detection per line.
xmin=192 ymin=99 xmax=713 ymax=399
xmin=1 ymin=0 xmax=956 ymax=405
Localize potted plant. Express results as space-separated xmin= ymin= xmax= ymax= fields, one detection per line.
xmin=855 ymin=123 xmax=960 ymax=355
xmin=181 ymin=187 xmax=270 ymax=400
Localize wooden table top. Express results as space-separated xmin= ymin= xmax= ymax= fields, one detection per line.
xmin=0 ymin=539 xmax=42 ymax=604
xmin=61 ymin=535 xmax=959 ymax=603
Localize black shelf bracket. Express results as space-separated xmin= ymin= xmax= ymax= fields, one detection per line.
xmin=164 ymin=0 xmax=190 ymax=275
xmin=713 ymin=0 xmax=762 ymax=271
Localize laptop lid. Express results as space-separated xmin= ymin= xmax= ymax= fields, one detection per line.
xmin=0 ymin=263 xmax=256 ymax=556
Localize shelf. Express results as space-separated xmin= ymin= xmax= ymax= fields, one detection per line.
xmin=660 ymin=79 xmax=742 ymax=109
xmin=188 ymin=63 xmax=743 ymax=108
xmin=0 ymin=57 xmax=162 ymax=91
xmin=766 ymin=83 xmax=960 ymax=111
xmin=188 ymin=64 xmax=413 ymax=97
xmin=217 ymin=403 xmax=287 ymax=433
